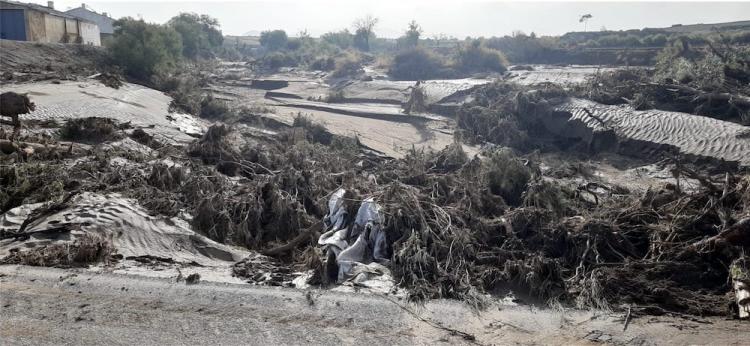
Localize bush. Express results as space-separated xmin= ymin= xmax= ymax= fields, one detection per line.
xmin=388 ymin=47 xmax=447 ymax=80
xmin=654 ymin=47 xmax=725 ymax=90
xmin=455 ymin=40 xmax=508 ymax=74
xmin=200 ymin=95 xmax=231 ymax=120
xmin=109 ymin=18 xmax=183 ymax=81
xmin=330 ymin=52 xmax=363 ymax=78
xmin=483 ymin=149 xmax=531 ymax=206
xmin=310 ymin=56 xmax=336 ymax=71
xmin=321 ymin=30 xmax=354 ymax=49
xmin=159 ymin=73 xmax=204 ymax=114
xmin=60 ymin=117 xmax=120 ymax=143
xmin=278 ymin=114 xmax=332 ymax=145
xmin=261 ymin=51 xmax=297 ymax=70
xmin=260 ymin=30 xmax=288 ymax=51
xmin=325 ymin=90 xmax=346 ymax=103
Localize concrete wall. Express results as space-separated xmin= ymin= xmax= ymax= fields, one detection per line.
xmin=78 ymin=20 xmax=100 ymax=46
xmin=64 ymin=18 xmax=78 ymax=36
xmin=25 ymin=9 xmax=46 ymax=42
xmin=43 ymin=12 xmax=65 ymax=43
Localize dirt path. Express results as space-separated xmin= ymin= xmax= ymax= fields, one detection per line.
xmin=1 ymin=265 xmax=746 ymax=345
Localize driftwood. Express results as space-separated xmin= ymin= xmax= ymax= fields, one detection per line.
xmin=0 ymin=139 xmax=90 ymax=156
xmin=261 ymin=221 xmax=324 ymax=256
xmin=690 ymin=218 xmax=750 ymax=250
xmin=643 ymin=82 xmax=750 ymax=107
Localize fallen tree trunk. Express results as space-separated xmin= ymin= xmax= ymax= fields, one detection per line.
xmin=0 ymin=139 xmax=90 ymax=156
xmin=261 ymin=221 xmax=324 ymax=257
xmin=689 ymin=217 xmax=750 ymax=250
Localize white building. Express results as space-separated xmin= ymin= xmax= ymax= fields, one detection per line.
xmin=65 ymin=3 xmax=113 ymax=41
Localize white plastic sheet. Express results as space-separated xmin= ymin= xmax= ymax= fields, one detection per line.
xmin=318 ymin=189 xmax=389 ymax=282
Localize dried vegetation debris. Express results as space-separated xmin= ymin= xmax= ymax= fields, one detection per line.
xmin=580 ymin=44 xmax=750 ymax=124
xmin=2 ymin=43 xmax=750 ymax=319
xmin=1 ymin=232 xmax=113 ymax=267
xmin=3 ymin=103 xmax=748 ymax=317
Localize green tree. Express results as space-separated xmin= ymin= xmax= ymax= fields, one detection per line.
xmin=401 ymin=20 xmax=422 ymax=48
xmin=260 ymin=30 xmax=288 ymax=51
xmin=321 ymin=29 xmax=353 ymax=49
xmin=353 ymin=15 xmax=378 ymax=51
xmin=109 ymin=18 xmax=183 ymax=81
xmin=167 ymin=13 xmax=223 ymax=59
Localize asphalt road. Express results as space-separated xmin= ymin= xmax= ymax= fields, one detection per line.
xmin=1 ymin=265 xmax=747 ymax=345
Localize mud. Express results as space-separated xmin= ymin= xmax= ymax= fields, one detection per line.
xmin=2 ymin=265 xmax=748 ymax=345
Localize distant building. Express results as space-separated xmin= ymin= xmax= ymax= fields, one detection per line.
xmin=0 ymin=0 xmax=100 ymax=45
xmin=65 ymin=3 xmax=113 ymax=41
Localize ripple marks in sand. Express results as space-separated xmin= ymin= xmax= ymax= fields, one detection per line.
xmin=555 ymin=99 xmax=750 ymax=166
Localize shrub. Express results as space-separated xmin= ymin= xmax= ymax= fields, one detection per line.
xmin=654 ymin=48 xmax=725 ymax=90
xmin=60 ymin=117 xmax=120 ymax=143
xmin=455 ymin=40 xmax=508 ymax=74
xmin=279 ymin=114 xmax=332 ymax=145
xmin=200 ymin=95 xmax=231 ymax=120
xmin=310 ymin=56 xmax=336 ymax=71
xmin=286 ymin=38 xmax=302 ymax=51
xmin=483 ymin=149 xmax=531 ymax=206
xmin=109 ymin=18 xmax=183 ymax=81
xmin=260 ymin=30 xmax=288 ymax=51
xmin=388 ymin=47 xmax=447 ymax=80
xmin=321 ymin=30 xmax=354 ymax=49
xmin=325 ymin=90 xmax=346 ymax=103
xmin=261 ymin=51 xmax=297 ymax=70
xmin=159 ymin=73 xmax=204 ymax=114
xmin=330 ymin=52 xmax=363 ymax=78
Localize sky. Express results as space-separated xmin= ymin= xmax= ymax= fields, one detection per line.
xmin=31 ymin=0 xmax=750 ymax=38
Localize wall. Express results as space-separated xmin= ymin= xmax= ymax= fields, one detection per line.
xmin=64 ymin=17 xmax=78 ymax=38
xmin=78 ymin=21 xmax=100 ymax=46
xmin=25 ymin=9 xmax=46 ymax=42
xmin=43 ymin=13 xmax=65 ymax=43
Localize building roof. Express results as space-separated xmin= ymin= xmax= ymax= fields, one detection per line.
xmin=65 ymin=5 xmax=114 ymax=34
xmin=0 ymin=0 xmax=94 ymax=22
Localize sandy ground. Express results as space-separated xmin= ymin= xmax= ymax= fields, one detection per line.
xmin=555 ymin=98 xmax=750 ymax=167
xmin=210 ymin=65 xmax=482 ymax=158
xmin=2 ymin=265 xmax=748 ymax=346
xmin=270 ymin=102 xmax=471 ymax=158
xmin=506 ymin=65 xmax=621 ymax=85
xmin=0 ymin=80 xmax=205 ymax=144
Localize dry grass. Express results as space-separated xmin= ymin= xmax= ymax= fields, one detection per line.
xmin=59 ymin=117 xmax=121 ymax=143
xmin=1 ymin=233 xmax=114 ymax=267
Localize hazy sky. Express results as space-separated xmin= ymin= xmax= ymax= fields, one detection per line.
xmin=34 ymin=0 xmax=750 ymax=38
